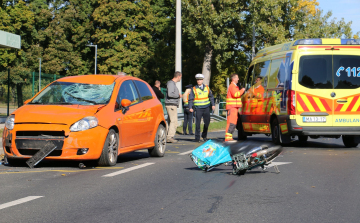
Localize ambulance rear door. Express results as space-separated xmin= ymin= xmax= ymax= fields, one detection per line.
xmin=295 ymin=50 xmax=334 ymax=127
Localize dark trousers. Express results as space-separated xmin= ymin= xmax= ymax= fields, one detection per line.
xmin=183 ymin=108 xmax=193 ymax=134
xmin=195 ymin=107 xmax=210 ymax=140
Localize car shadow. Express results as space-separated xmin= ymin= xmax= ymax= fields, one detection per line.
xmin=116 ymin=151 xmax=150 ymax=163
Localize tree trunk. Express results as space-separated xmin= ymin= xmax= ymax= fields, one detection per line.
xmin=202 ymin=45 xmax=213 ymax=86
xmin=16 ymin=84 xmax=23 ymax=107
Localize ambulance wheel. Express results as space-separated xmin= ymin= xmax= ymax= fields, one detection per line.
xmin=237 ymin=119 xmax=247 ymax=141
xmin=271 ymin=119 xmax=281 ymax=145
xmin=148 ymin=124 xmax=166 ymax=157
xmin=98 ymin=129 xmax=119 ymax=166
xmin=298 ymin=135 xmax=308 ymax=142
xmin=342 ymin=135 xmax=358 ymax=148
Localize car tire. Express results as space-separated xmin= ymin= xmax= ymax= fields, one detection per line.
xmin=298 ymin=135 xmax=308 ymax=142
xmin=271 ymin=118 xmax=281 ymax=145
xmin=237 ymin=118 xmax=247 ymax=141
xmin=342 ymin=135 xmax=359 ymax=148
xmin=148 ymin=125 xmax=167 ymax=157
xmin=98 ymin=129 xmax=119 ymax=166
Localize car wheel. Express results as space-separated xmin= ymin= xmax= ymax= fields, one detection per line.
xmin=148 ymin=125 xmax=166 ymax=157
xmin=271 ymin=118 xmax=281 ymax=145
xmin=298 ymin=135 xmax=308 ymax=142
xmin=98 ymin=129 xmax=119 ymax=166
xmin=342 ymin=135 xmax=359 ymax=148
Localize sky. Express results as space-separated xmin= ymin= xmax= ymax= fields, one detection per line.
xmin=316 ymin=0 xmax=360 ymax=35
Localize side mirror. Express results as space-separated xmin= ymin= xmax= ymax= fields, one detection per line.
xmin=121 ymin=99 xmax=131 ymax=107
xmin=24 ymin=99 xmax=31 ymax=105
xmin=121 ymin=99 xmax=131 ymax=114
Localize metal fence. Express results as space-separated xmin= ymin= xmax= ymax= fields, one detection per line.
xmin=0 ymin=69 xmax=63 ymax=116
xmin=159 ymin=87 xmax=227 ymax=118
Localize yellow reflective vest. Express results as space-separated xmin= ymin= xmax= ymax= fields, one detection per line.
xmin=193 ymin=86 xmax=210 ymax=107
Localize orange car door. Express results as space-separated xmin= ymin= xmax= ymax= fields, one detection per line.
xmin=115 ymin=80 xmax=146 ymax=147
xmin=133 ymin=80 xmax=157 ymax=143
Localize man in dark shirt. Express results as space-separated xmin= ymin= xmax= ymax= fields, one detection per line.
xmin=152 ymin=80 xmax=164 ymax=100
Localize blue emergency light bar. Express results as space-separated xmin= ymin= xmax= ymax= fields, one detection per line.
xmin=293 ymin=38 xmax=360 ymax=46
xmin=341 ymin=39 xmax=360 ymax=45
xmin=293 ymin=39 xmax=322 ymax=45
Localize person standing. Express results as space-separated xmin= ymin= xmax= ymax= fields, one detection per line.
xmin=152 ymin=80 xmax=164 ymax=100
xmin=165 ymin=71 xmax=182 ymax=143
xmin=182 ymin=84 xmax=194 ymax=135
xmin=225 ymin=73 xmax=246 ymax=142
xmin=188 ymin=74 xmax=215 ymax=142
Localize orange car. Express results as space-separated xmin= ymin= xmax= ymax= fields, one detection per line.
xmin=2 ymin=75 xmax=167 ymax=166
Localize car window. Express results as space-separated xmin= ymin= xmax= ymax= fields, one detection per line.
xmin=134 ymin=80 xmax=153 ymax=101
xmin=333 ymin=55 xmax=360 ymax=89
xmin=116 ymin=80 xmax=140 ymax=107
xmin=253 ymin=61 xmax=270 ymax=88
xmin=299 ymin=55 xmax=333 ymax=89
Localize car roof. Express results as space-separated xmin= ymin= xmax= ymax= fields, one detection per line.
xmin=57 ymin=75 xmax=125 ymax=85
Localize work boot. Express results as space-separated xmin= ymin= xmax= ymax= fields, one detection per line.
xmin=167 ymin=137 xmax=178 ymax=143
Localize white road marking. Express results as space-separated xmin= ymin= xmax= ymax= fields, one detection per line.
xmin=178 ymin=150 xmax=193 ymax=155
xmin=0 ymin=196 xmax=43 ymax=210
xmin=102 ymin=163 xmax=155 ymax=177
xmin=266 ymin=162 xmax=292 ymax=168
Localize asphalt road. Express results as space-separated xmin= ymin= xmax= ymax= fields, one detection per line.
xmin=1 ymin=131 xmax=359 ymax=223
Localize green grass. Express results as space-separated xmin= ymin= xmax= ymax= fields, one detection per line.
xmin=0 ymin=128 xmax=3 ymax=136
xmin=176 ymin=120 xmax=227 ymax=134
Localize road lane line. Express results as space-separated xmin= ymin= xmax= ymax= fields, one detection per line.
xmin=0 ymin=196 xmax=43 ymax=210
xmin=178 ymin=150 xmax=193 ymax=155
xmin=102 ymin=163 xmax=154 ymax=177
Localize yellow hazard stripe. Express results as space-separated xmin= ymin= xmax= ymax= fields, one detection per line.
xmin=313 ymin=97 xmax=327 ymax=112
xmin=341 ymin=96 xmax=354 ymax=112
xmin=300 ymin=94 xmax=315 ymax=111
xmin=352 ymin=97 xmax=360 ymax=112
xmin=297 ymin=101 xmax=304 ymax=112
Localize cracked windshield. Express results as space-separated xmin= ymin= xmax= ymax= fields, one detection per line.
xmin=30 ymin=82 xmax=115 ymax=105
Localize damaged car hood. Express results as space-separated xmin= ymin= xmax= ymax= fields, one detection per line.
xmin=13 ymin=104 xmax=105 ymax=125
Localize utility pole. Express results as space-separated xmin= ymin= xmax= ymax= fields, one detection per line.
xmin=39 ymin=58 xmax=41 ymax=91
xmin=175 ymin=0 xmax=182 ymax=113
xmin=86 ymin=44 xmax=97 ymax=74
xmin=252 ymin=23 xmax=256 ymax=60
xmin=7 ymin=68 xmax=10 ymax=116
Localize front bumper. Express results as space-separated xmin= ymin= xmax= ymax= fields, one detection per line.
xmin=2 ymin=124 xmax=108 ymax=160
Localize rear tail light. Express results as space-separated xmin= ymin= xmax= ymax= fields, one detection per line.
xmin=288 ymin=90 xmax=295 ymax=115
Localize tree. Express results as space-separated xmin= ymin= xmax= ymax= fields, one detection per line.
xmin=182 ymin=0 xmax=248 ymax=87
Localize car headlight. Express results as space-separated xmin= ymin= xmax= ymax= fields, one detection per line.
xmin=70 ymin=116 xmax=98 ymax=132
xmin=5 ymin=115 xmax=15 ymax=130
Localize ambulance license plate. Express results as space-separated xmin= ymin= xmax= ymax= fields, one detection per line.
xmin=303 ymin=117 xmax=326 ymax=123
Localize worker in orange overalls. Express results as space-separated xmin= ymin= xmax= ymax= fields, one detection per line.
xmin=225 ymin=73 xmax=246 ymax=141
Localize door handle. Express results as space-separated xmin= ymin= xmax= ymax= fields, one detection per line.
xmin=337 ymin=100 xmax=347 ymax=104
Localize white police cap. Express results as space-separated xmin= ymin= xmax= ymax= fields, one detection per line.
xmin=195 ymin=73 xmax=204 ymax=79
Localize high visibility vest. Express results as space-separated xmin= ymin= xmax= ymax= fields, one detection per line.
xmin=226 ymin=83 xmax=244 ymax=110
xmin=193 ymin=85 xmax=210 ymax=107
xmin=184 ymin=94 xmax=189 ymax=106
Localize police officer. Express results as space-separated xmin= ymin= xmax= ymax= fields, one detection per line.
xmin=188 ymin=74 xmax=215 ymax=142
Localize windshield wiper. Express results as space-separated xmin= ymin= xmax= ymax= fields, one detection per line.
xmin=49 ymin=102 xmax=74 ymax=105
xmin=29 ymin=101 xmax=43 ymax=104
xmin=65 ymin=92 xmax=98 ymax=105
